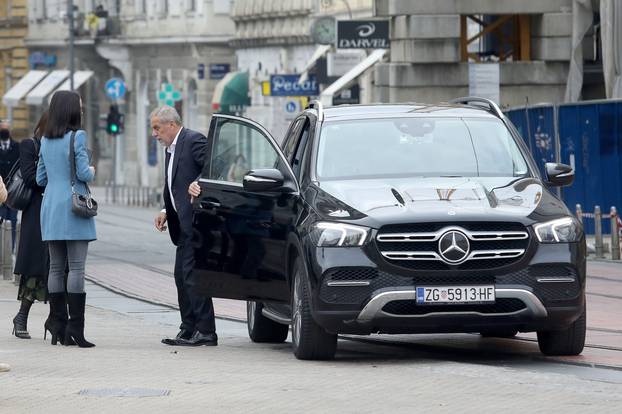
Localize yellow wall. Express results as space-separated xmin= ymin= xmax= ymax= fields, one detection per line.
xmin=0 ymin=0 xmax=29 ymax=139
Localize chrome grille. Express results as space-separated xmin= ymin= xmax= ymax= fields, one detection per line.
xmin=376 ymin=223 xmax=529 ymax=270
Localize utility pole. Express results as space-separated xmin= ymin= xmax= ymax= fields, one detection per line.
xmin=68 ymin=0 xmax=75 ymax=90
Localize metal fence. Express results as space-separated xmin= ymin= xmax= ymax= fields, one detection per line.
xmin=104 ymin=182 xmax=162 ymax=207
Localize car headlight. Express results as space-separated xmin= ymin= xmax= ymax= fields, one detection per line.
xmin=534 ymin=217 xmax=582 ymax=243
xmin=310 ymin=222 xmax=369 ymax=247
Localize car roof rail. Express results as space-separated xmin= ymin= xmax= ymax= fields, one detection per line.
xmin=449 ymin=96 xmax=504 ymax=119
xmin=306 ymin=99 xmax=324 ymax=121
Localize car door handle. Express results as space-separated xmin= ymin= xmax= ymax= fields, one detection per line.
xmin=200 ymin=201 xmax=221 ymax=209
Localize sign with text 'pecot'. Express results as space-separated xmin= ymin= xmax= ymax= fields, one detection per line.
xmin=337 ymin=20 xmax=390 ymax=49
xmin=270 ymin=74 xmax=319 ymax=97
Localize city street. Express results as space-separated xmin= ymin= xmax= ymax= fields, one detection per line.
xmin=2 ymin=201 xmax=622 ymax=413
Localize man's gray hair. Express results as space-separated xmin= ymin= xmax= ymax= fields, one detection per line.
xmin=150 ymin=105 xmax=182 ymax=125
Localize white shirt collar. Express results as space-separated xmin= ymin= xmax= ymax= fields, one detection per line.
xmin=167 ymin=127 xmax=183 ymax=153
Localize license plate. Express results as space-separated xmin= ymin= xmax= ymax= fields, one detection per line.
xmin=416 ymin=285 xmax=495 ymax=305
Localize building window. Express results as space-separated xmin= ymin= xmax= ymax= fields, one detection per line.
xmin=460 ymin=15 xmax=531 ymax=62
xmin=186 ymin=0 xmax=196 ymax=13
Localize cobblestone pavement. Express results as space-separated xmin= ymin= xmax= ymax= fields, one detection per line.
xmin=2 ymin=280 xmax=622 ymax=414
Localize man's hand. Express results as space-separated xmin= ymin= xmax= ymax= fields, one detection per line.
xmin=188 ymin=181 xmax=201 ymax=199
xmin=155 ymin=211 xmax=167 ymax=232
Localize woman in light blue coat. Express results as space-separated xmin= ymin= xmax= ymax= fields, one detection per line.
xmin=36 ymin=90 xmax=96 ymax=348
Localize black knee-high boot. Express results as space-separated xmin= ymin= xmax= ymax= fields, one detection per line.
xmin=12 ymin=299 xmax=32 ymax=339
xmin=65 ymin=293 xmax=95 ymax=348
xmin=44 ymin=293 xmax=74 ymax=345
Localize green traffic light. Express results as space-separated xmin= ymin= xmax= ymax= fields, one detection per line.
xmin=110 ymin=124 xmax=118 ymax=133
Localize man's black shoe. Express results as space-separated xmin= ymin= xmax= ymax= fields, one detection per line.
xmin=179 ymin=331 xmax=218 ymax=347
xmin=161 ymin=329 xmax=193 ymax=346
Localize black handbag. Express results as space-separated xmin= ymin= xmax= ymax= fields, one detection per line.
xmin=5 ymin=138 xmax=38 ymax=210
xmin=69 ymin=131 xmax=98 ymax=218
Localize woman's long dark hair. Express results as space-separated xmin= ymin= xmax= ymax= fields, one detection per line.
xmin=33 ymin=110 xmax=49 ymax=140
xmin=44 ymin=90 xmax=82 ymax=139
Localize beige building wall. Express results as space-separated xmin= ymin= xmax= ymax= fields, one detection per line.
xmin=0 ymin=0 xmax=29 ymax=139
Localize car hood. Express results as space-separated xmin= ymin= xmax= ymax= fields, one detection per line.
xmin=313 ymin=176 xmax=562 ymax=227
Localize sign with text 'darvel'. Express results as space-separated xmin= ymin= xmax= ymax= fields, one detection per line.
xmin=337 ymin=20 xmax=390 ymax=49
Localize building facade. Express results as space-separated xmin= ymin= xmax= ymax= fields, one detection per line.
xmin=19 ymin=0 xmax=235 ymax=187
xmin=373 ymin=0 xmax=606 ymax=107
xmin=0 ymin=0 xmax=29 ymax=138
xmin=230 ymin=0 xmax=373 ymax=142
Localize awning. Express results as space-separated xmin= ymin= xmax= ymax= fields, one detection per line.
xmin=320 ymin=49 xmax=387 ymax=107
xmin=54 ymin=70 xmax=94 ymax=93
xmin=2 ymin=70 xmax=48 ymax=106
xmin=25 ymin=70 xmax=70 ymax=105
xmin=298 ymin=44 xmax=332 ymax=84
xmin=212 ymin=71 xmax=250 ymax=114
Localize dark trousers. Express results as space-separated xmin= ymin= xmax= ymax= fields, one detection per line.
xmin=0 ymin=205 xmax=17 ymax=251
xmin=175 ymin=237 xmax=216 ymax=334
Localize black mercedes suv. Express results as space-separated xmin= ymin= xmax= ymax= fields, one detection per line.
xmin=192 ymin=97 xmax=586 ymax=360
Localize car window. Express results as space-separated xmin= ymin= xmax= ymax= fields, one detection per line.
xmin=282 ymin=118 xmax=305 ymax=161
xmin=203 ymin=118 xmax=280 ymax=184
xmin=316 ymin=117 xmax=530 ymax=180
xmin=292 ymin=121 xmax=310 ymax=180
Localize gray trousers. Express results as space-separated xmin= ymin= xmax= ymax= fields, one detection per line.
xmin=47 ymin=240 xmax=89 ymax=294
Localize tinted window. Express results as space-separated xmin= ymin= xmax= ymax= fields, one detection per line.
xmin=204 ymin=118 xmax=279 ymax=184
xmin=292 ymin=121 xmax=310 ymax=180
xmin=282 ymin=118 xmax=305 ymax=161
xmin=316 ymin=117 xmax=529 ymax=180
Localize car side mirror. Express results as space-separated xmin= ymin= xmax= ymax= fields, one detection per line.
xmin=545 ymin=162 xmax=574 ymax=187
xmin=243 ymin=169 xmax=285 ymax=192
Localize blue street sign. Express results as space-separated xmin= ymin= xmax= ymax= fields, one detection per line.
xmin=270 ymin=74 xmax=319 ymax=97
xmin=105 ymin=78 xmax=126 ymax=100
xmin=198 ymin=63 xmax=205 ymax=80
xmin=285 ymin=101 xmax=297 ymax=113
xmin=209 ymin=63 xmax=230 ymax=80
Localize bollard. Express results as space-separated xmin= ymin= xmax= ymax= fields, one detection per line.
xmin=594 ymin=206 xmax=604 ymax=258
xmin=576 ymin=204 xmax=583 ymax=227
xmin=2 ymin=221 xmax=13 ymax=280
xmin=611 ymin=206 xmax=620 ymax=260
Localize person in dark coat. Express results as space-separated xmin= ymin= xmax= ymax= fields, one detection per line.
xmin=12 ymin=112 xmax=50 ymax=339
xmin=0 ymin=119 xmax=20 ymax=249
xmin=152 ymin=105 xmax=217 ymax=347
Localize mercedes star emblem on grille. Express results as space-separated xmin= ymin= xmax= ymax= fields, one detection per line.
xmin=438 ymin=230 xmax=470 ymax=264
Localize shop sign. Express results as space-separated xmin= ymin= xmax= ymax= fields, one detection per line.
xmin=337 ymin=20 xmax=390 ymax=49
xmin=270 ymin=74 xmax=319 ymax=97
xmin=209 ymin=64 xmax=230 ymax=80
xmin=29 ymin=52 xmax=57 ymax=68
xmin=157 ymin=83 xmax=182 ymax=106
xmin=332 ymin=84 xmax=360 ymax=105
xmin=327 ymin=51 xmax=365 ymax=77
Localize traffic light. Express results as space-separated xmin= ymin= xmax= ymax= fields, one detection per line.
xmin=106 ymin=105 xmax=124 ymax=135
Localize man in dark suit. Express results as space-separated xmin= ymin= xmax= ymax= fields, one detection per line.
xmin=0 ymin=120 xmax=20 ymax=249
xmin=151 ymin=106 xmax=217 ymax=346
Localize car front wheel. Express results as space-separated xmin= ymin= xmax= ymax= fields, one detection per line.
xmin=537 ymin=304 xmax=586 ymax=356
xmin=291 ymin=258 xmax=337 ymax=360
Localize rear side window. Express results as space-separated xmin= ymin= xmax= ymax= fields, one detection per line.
xmin=291 ymin=121 xmax=310 ymax=180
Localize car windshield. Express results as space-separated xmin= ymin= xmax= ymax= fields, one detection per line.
xmin=316 ymin=117 xmax=530 ymax=180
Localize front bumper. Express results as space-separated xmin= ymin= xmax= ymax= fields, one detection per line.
xmin=307 ymin=241 xmax=586 ymax=335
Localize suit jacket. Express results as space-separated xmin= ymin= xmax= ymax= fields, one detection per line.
xmin=0 ymin=139 xmax=20 ymax=180
xmin=163 ymin=127 xmax=209 ymax=246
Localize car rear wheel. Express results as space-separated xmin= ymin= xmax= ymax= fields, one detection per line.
xmin=537 ymin=304 xmax=586 ymax=356
xmin=291 ymin=258 xmax=337 ymax=360
xmin=247 ymin=301 xmax=289 ymax=343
